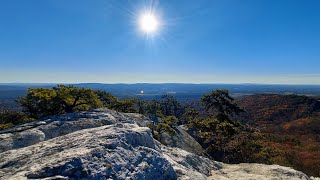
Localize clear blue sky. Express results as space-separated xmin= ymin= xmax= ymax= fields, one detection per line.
xmin=1 ymin=0 xmax=320 ymax=84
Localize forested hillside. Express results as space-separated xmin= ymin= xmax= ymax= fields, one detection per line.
xmin=237 ymin=94 xmax=320 ymax=124
xmin=237 ymin=94 xmax=320 ymax=176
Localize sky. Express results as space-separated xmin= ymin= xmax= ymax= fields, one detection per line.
xmin=0 ymin=0 xmax=320 ymax=84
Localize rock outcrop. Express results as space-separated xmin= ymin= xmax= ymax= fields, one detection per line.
xmin=159 ymin=125 xmax=207 ymax=157
xmin=0 ymin=109 xmax=318 ymax=179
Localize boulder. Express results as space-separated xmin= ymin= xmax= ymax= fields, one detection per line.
xmin=0 ymin=123 xmax=176 ymax=179
xmin=209 ymin=163 xmax=316 ymax=180
xmin=0 ymin=109 xmax=317 ymax=179
xmin=0 ymin=109 xmax=137 ymax=153
xmin=159 ymin=125 xmax=207 ymax=156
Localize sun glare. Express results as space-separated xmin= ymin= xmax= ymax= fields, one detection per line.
xmin=139 ymin=13 xmax=159 ymax=34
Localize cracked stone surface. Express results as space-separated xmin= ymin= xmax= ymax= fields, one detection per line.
xmin=0 ymin=109 xmax=318 ymax=180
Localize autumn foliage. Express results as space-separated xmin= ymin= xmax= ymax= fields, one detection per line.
xmin=238 ymin=94 xmax=320 ymax=177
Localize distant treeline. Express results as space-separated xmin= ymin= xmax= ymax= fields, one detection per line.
xmin=1 ymin=83 xmax=320 ymax=104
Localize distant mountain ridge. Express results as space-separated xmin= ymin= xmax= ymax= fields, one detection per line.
xmin=1 ymin=83 xmax=320 ymax=110
xmin=1 ymin=83 xmax=320 ymax=99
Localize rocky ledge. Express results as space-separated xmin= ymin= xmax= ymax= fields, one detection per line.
xmin=0 ymin=109 xmax=318 ymax=180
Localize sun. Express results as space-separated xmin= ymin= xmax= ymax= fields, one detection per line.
xmin=138 ymin=12 xmax=159 ymax=34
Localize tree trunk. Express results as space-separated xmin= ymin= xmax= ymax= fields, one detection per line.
xmin=65 ymin=105 xmax=74 ymax=113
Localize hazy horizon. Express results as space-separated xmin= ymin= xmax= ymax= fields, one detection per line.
xmin=1 ymin=82 xmax=320 ymax=86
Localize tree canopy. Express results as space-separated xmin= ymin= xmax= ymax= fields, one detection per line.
xmin=18 ymin=85 xmax=103 ymax=118
xmin=201 ymin=89 xmax=244 ymax=123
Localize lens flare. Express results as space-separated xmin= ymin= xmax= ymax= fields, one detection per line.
xmin=139 ymin=13 xmax=159 ymax=33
